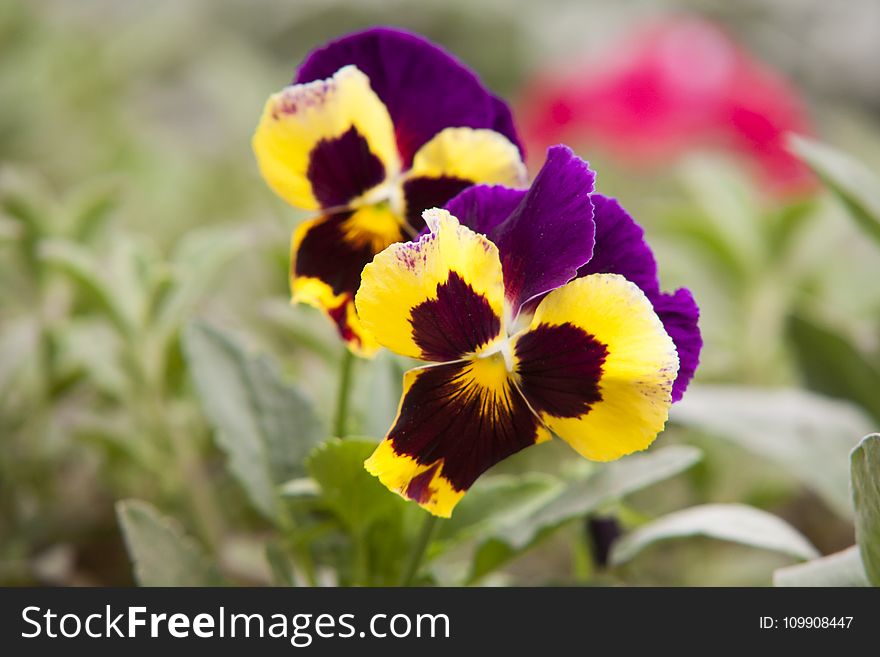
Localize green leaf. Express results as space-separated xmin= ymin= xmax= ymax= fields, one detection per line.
xmin=66 ymin=177 xmax=119 ymax=241
xmin=467 ymin=445 xmax=701 ymax=582
xmin=610 ymin=504 xmax=819 ymax=566
xmin=306 ymin=438 xmax=406 ymax=536
xmin=306 ymin=439 xmax=422 ymax=585
xmin=116 ymin=499 xmax=223 ymax=586
xmin=671 ymin=385 xmax=872 ymax=517
xmin=788 ymin=135 xmax=880 ymax=244
xmin=152 ymin=224 xmax=258 ymax=347
xmin=851 ymin=434 xmax=880 ymax=585
xmin=265 ymin=542 xmax=296 ymax=587
xmin=183 ymin=321 xmax=325 ymax=521
xmin=788 ymin=315 xmax=880 ymax=423
xmin=774 ymin=546 xmax=869 ymax=587
xmin=38 ymin=239 xmax=133 ymax=334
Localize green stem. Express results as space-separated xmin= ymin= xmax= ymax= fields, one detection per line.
xmin=400 ymin=513 xmax=439 ymax=586
xmin=333 ymin=349 xmax=356 ymax=438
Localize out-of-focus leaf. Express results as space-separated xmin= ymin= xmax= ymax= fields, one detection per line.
xmin=66 ymin=178 xmax=119 ymax=241
xmin=38 ymin=239 xmax=132 ymax=333
xmin=773 ymin=546 xmax=869 ymax=587
xmin=789 ymin=135 xmax=880 ymax=244
xmin=0 ymin=215 xmax=21 ymax=242
xmin=435 ymin=473 xmax=561 ymax=547
xmin=467 ymin=445 xmax=701 ymax=582
xmin=851 ymin=434 xmax=880 ymax=585
xmin=764 ymin=197 xmax=817 ymax=255
xmin=679 ymin=156 xmax=764 ymax=270
xmin=259 ymin=298 xmax=339 ymax=363
xmin=351 ymin=349 xmax=405 ymax=439
xmin=671 ymin=385 xmax=872 ymax=517
xmin=183 ymin=321 xmax=325 ymax=521
xmin=116 ymin=499 xmax=223 ymax=586
xmin=306 ymin=439 xmax=422 ymax=586
xmin=306 ymin=439 xmax=404 ymax=536
xmin=610 ymin=504 xmax=819 ymax=566
xmin=279 ymin=478 xmax=320 ymax=498
xmin=788 ymin=315 xmax=880 ymax=423
xmin=0 ymin=174 xmax=51 ymax=234
xmin=152 ymin=224 xmax=258 ymax=346
xmin=265 ymin=542 xmax=296 ymax=587
xmin=0 ymin=315 xmax=38 ymax=397
xmin=54 ymin=317 xmax=127 ymax=398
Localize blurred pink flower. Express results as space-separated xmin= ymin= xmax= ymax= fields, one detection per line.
xmin=520 ymin=17 xmax=816 ymax=196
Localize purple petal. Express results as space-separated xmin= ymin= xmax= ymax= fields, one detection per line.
xmin=653 ymin=288 xmax=702 ymax=402
xmin=577 ymin=194 xmax=660 ymax=298
xmin=296 ymin=27 xmax=522 ymax=167
xmin=444 ymin=184 xmax=526 ymax=236
xmin=489 ymin=94 xmax=524 ymax=158
xmin=490 ymin=145 xmax=596 ymax=314
xmin=574 ymin=194 xmax=700 ymax=400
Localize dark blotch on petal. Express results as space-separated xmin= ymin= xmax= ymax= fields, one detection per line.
xmin=326 ymin=296 xmax=358 ymax=347
xmin=402 ymin=175 xmax=472 ymax=232
xmin=405 ymin=462 xmax=440 ymax=504
xmin=390 ymin=361 xmax=542 ymax=492
xmin=516 ymin=322 xmax=608 ymax=418
xmin=410 ymin=271 xmax=501 ymax=361
xmin=307 ymin=126 xmax=387 ymax=208
xmin=296 ymin=212 xmax=403 ymax=298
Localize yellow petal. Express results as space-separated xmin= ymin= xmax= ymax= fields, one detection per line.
xmin=253 ymin=66 xmax=400 ymax=210
xmin=355 ymin=209 xmax=506 ymax=360
xmin=515 ymin=273 xmax=679 ymax=461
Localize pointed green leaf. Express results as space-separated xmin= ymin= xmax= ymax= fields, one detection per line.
xmin=38 ymin=239 xmax=133 ymax=333
xmin=116 ymin=499 xmax=223 ymax=586
xmin=183 ymin=321 xmax=325 ymax=520
xmin=851 ymin=434 xmax=880 ymax=585
xmin=610 ymin=504 xmax=819 ymax=566
xmin=774 ymin=546 xmax=869 ymax=587
xmin=788 ymin=135 xmax=880 ymax=244
xmin=153 ymin=224 xmax=258 ymax=346
xmin=306 ymin=438 xmax=409 ymax=535
xmin=435 ymin=473 xmax=561 ymax=547
xmin=467 ymin=445 xmax=701 ymax=582
xmin=671 ymin=385 xmax=872 ymax=517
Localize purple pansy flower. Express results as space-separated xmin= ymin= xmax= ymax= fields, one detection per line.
xmin=356 ymin=146 xmax=699 ymax=516
xmin=253 ymin=27 xmax=527 ymax=355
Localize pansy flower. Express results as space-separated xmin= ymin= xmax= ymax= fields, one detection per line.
xmin=356 ymin=146 xmax=700 ymax=516
xmin=253 ymin=27 xmax=527 ymax=354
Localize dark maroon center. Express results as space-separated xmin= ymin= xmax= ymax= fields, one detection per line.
xmin=402 ymin=176 xmax=473 ymax=232
xmin=409 ymin=271 xmax=501 ymax=361
xmin=515 ymin=322 xmax=608 ymax=418
xmin=389 ymin=361 xmax=543 ymax=492
xmin=307 ymin=126 xmax=387 ymax=208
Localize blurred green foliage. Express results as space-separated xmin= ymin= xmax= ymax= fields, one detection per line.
xmin=1 ymin=0 xmax=879 ymax=587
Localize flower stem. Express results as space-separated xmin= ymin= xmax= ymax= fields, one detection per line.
xmin=400 ymin=513 xmax=439 ymax=586
xmin=334 ymin=349 xmax=356 ymax=438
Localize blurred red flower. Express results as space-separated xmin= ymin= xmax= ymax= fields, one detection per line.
xmin=520 ymin=17 xmax=816 ymax=196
